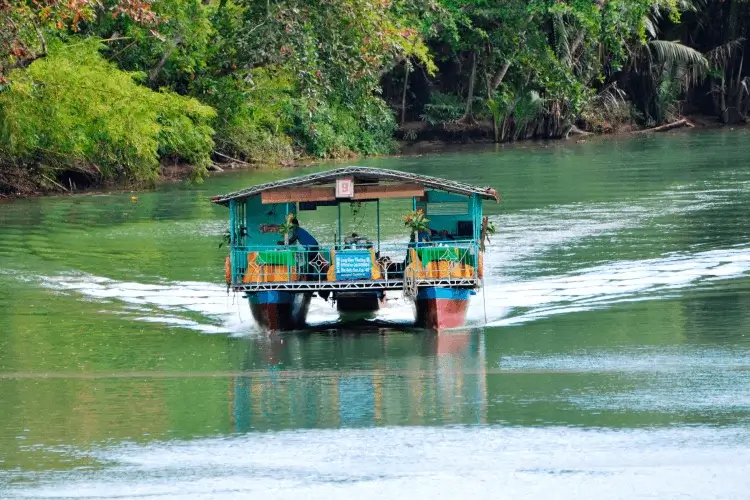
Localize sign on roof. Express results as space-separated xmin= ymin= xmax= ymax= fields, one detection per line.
xmin=336 ymin=177 xmax=354 ymax=198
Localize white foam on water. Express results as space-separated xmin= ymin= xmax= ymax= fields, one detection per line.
xmin=34 ymin=242 xmax=749 ymax=335
xmin=38 ymin=271 xmax=420 ymax=334
xmin=24 ymin=179 xmax=750 ymax=334
xmin=6 ymin=426 xmax=750 ymax=499
xmin=479 ymin=247 xmax=750 ymax=327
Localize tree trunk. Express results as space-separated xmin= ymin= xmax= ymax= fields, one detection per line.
xmin=485 ymin=69 xmax=500 ymax=142
xmin=401 ymin=59 xmax=410 ymax=126
xmin=720 ymin=74 xmax=728 ymax=123
xmin=733 ymin=53 xmax=746 ymax=122
xmin=570 ymin=30 xmax=586 ymax=57
xmin=487 ymin=14 xmax=534 ymax=93
xmin=489 ymin=59 xmax=511 ymax=92
xmin=149 ymin=36 xmax=183 ymax=84
xmin=459 ymin=52 xmax=477 ymax=124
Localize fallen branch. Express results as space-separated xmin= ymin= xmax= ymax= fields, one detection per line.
xmin=213 ymin=151 xmax=253 ymax=167
xmin=633 ymin=118 xmax=694 ymax=134
xmin=565 ymin=125 xmax=592 ymax=139
xmin=40 ymin=173 xmax=69 ymax=193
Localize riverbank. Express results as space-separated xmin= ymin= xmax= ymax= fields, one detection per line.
xmin=1 ymin=116 xmax=746 ymax=201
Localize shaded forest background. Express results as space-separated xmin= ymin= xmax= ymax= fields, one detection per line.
xmin=1 ymin=0 xmax=748 ymax=195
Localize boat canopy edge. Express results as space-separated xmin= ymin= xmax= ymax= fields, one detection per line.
xmin=210 ymin=166 xmax=500 ymax=206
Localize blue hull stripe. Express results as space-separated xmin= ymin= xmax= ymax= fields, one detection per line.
xmin=417 ymin=287 xmax=473 ymax=301
xmin=248 ymin=291 xmax=294 ymax=305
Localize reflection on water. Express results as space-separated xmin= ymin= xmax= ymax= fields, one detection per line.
xmin=230 ymin=330 xmax=487 ymax=432
xmin=2 ymin=131 xmax=750 ymax=498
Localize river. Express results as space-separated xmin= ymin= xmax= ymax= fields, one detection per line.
xmin=1 ymin=130 xmax=750 ymax=499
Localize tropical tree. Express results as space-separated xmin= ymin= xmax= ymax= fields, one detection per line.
xmin=0 ymin=0 xmax=156 ymax=82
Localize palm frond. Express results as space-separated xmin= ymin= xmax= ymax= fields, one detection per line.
xmin=591 ymin=83 xmax=627 ymax=113
xmin=645 ymin=1 xmax=700 ymax=38
xmin=675 ymin=0 xmax=701 ymax=12
xmin=706 ymin=38 xmax=746 ymax=69
xmin=739 ymin=76 xmax=750 ymax=96
xmin=648 ymin=40 xmax=709 ymax=69
xmin=552 ymin=13 xmax=571 ymax=66
xmin=514 ymin=90 xmax=545 ymax=123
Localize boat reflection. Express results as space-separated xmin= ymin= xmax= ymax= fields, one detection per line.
xmin=230 ymin=328 xmax=487 ymax=431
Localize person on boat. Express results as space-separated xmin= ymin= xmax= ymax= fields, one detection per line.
xmin=418 ymin=228 xmax=454 ymax=243
xmin=415 ymin=228 xmax=435 ymax=243
xmin=281 ymin=217 xmax=328 ymax=292
xmin=437 ymin=229 xmax=455 ymax=240
xmin=287 ymin=217 xmax=319 ymax=250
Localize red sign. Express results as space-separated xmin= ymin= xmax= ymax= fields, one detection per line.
xmin=336 ymin=177 xmax=354 ymax=198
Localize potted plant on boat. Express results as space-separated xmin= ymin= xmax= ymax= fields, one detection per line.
xmin=278 ymin=213 xmax=296 ymax=246
xmin=403 ymin=209 xmax=430 ymax=243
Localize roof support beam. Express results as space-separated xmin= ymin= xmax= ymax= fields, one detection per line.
xmin=261 ymin=183 xmax=425 ymax=204
xmin=352 ymin=183 xmax=424 ymax=201
xmin=261 ymin=186 xmax=334 ymax=204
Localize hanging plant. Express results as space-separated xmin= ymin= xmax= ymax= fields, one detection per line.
xmin=480 ymin=216 xmax=496 ymax=251
xmin=278 ymin=213 xmax=296 ymax=245
xmin=218 ymin=230 xmax=231 ymax=248
xmin=350 ymin=201 xmax=366 ymax=227
xmin=350 ymin=201 xmax=363 ymax=217
xmin=403 ymin=209 xmax=430 ymax=241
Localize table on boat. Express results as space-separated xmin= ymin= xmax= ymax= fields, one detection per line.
xmin=417 ymin=247 xmax=460 ymax=264
xmin=256 ymin=250 xmax=297 ymax=266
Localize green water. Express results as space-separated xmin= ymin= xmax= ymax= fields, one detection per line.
xmin=2 ymin=131 xmax=750 ymax=498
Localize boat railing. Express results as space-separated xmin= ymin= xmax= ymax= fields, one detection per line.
xmin=229 ymin=240 xmax=483 ymax=291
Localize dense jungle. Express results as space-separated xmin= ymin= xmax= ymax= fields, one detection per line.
xmin=0 ymin=0 xmax=748 ymax=196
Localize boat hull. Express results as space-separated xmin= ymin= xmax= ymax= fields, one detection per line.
xmin=248 ymin=291 xmax=311 ymax=331
xmin=415 ymin=287 xmax=472 ymax=330
xmin=335 ymin=291 xmax=385 ymax=314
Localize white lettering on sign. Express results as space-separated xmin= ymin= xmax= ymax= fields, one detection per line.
xmin=338 ymin=256 xmax=369 ymax=272
xmin=336 ymin=177 xmax=354 ymax=198
xmin=335 ymin=251 xmax=372 ymax=279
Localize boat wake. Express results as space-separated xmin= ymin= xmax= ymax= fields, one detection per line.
xmin=474 ymin=246 xmax=750 ymax=327
xmin=29 ymin=180 xmax=750 ymax=334
xmin=32 ymin=242 xmax=749 ymax=335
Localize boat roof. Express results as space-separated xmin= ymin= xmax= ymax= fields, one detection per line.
xmin=211 ymin=166 xmax=500 ymax=206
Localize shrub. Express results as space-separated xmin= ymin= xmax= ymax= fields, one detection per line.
xmin=196 ymin=69 xmax=295 ymax=164
xmin=286 ymin=95 xmax=397 ymax=159
xmin=0 ymin=39 xmax=215 ymax=185
xmin=419 ymin=92 xmax=464 ymax=126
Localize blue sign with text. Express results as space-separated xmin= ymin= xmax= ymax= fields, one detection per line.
xmin=335 ymin=250 xmax=372 ymax=280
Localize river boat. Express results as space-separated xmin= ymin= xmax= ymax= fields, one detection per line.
xmin=212 ymin=166 xmax=499 ymax=331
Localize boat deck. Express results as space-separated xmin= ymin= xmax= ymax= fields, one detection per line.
xmin=229 ymin=242 xmax=483 ymax=294
xmin=232 ymin=276 xmax=480 ymax=293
